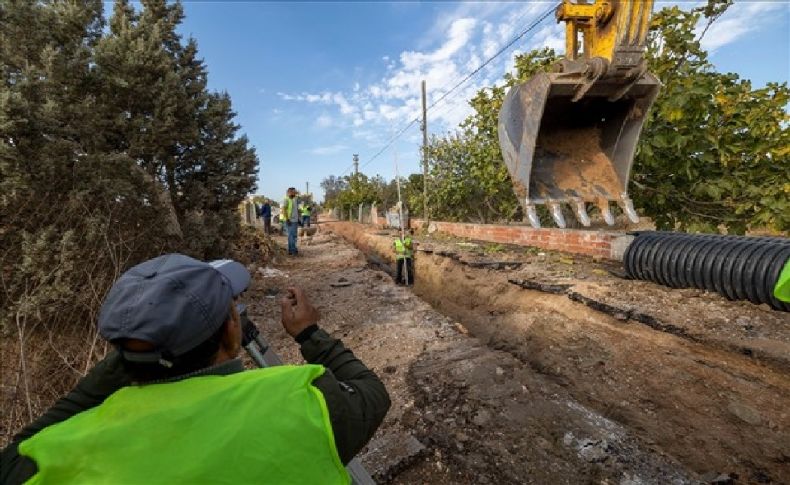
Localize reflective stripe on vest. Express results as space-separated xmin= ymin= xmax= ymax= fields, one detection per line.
xmin=19 ymin=365 xmax=350 ymax=485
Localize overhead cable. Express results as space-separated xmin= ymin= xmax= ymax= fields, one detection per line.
xmin=347 ymin=2 xmax=560 ymax=174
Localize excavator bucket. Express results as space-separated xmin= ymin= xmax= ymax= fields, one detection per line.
xmin=498 ymin=71 xmax=660 ymax=228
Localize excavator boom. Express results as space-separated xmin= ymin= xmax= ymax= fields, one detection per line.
xmin=499 ymin=0 xmax=660 ymax=228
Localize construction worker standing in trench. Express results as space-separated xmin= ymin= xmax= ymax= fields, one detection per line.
xmin=0 ymin=253 xmax=390 ymax=484
xmin=281 ymin=187 xmax=301 ymax=255
xmin=394 ymin=228 xmax=415 ymax=286
xmin=300 ymin=201 xmax=312 ymax=228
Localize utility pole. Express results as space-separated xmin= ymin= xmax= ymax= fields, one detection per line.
xmin=353 ymin=154 xmax=359 ymax=175
xmin=305 ymin=181 xmax=309 ymax=196
xmin=421 ymin=80 xmax=428 ymax=221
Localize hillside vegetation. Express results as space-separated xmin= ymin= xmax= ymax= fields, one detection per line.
xmin=1 ymin=0 xmax=257 ymax=430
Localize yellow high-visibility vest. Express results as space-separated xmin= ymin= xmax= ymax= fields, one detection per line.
xmin=19 ymin=365 xmax=349 ymax=484
xmin=394 ymin=236 xmax=413 ymax=259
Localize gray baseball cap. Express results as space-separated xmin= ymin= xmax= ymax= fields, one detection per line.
xmin=98 ymin=253 xmax=251 ymax=366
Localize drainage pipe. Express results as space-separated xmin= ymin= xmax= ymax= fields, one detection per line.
xmin=624 ymin=232 xmax=789 ymax=312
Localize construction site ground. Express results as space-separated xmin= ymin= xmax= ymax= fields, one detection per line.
xmin=243 ymin=221 xmax=789 ymax=484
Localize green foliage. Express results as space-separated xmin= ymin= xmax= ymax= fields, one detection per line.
xmin=414 ymin=2 xmax=788 ymax=233
xmin=321 ymin=173 xmax=380 ymax=210
xmin=634 ymin=1 xmax=789 ymax=233
xmin=336 ymin=173 xmax=380 ymax=208
xmin=323 ymin=3 xmax=788 ymax=234
xmin=320 ymin=175 xmax=348 ymax=208
xmin=1 ymin=0 xmax=259 ymax=335
xmin=401 ymin=173 xmax=425 ymax=213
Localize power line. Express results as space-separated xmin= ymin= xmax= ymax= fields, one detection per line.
xmin=358 ymin=119 xmax=420 ymax=172
xmin=427 ymin=5 xmax=561 ymax=125
xmin=349 ymin=2 xmax=560 ymax=175
xmin=426 ymin=3 xmax=559 ymax=113
xmin=414 ymin=5 xmax=543 ymax=126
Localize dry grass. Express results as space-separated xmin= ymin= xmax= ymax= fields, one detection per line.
xmin=0 ymin=324 xmax=107 ymax=447
xmin=1 ymin=226 xmax=277 ymax=447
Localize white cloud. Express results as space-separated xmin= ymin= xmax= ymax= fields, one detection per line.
xmin=698 ymin=2 xmax=785 ymax=52
xmin=399 ymin=18 xmax=477 ymax=70
xmin=278 ymin=3 xmax=568 ymax=150
xmin=308 ymin=144 xmax=348 ymax=156
xmin=650 ymin=1 xmax=785 ymax=53
xmin=333 ymin=93 xmax=355 ymax=115
xmin=315 ymin=114 xmax=333 ymax=128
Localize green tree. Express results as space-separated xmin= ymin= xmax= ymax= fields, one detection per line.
xmin=320 ymin=175 xmax=348 ymax=208
xmin=401 ymin=174 xmax=424 ymax=213
xmin=1 ymin=0 xmax=258 ymax=393
xmin=421 ymin=1 xmax=788 ymax=233
xmin=335 ymin=173 xmax=380 ymax=209
xmin=94 ymin=0 xmax=191 ymax=235
xmin=179 ymin=93 xmax=258 ymax=258
xmin=633 ymin=1 xmax=789 ymax=233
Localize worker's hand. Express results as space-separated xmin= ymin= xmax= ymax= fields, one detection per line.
xmin=280 ymin=287 xmax=320 ymax=337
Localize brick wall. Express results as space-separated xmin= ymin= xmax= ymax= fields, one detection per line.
xmin=409 ymin=219 xmax=633 ymax=261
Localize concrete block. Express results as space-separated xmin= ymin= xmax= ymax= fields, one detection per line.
xmin=609 ymin=234 xmax=635 ymax=261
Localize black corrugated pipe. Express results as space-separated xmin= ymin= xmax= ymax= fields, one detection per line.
xmin=624 ymin=232 xmax=790 ymax=312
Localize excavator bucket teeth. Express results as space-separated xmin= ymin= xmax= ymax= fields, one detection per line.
xmin=498 ymin=71 xmax=660 ymax=227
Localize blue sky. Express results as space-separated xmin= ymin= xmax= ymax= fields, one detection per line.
xmin=171 ymin=1 xmax=790 ymax=202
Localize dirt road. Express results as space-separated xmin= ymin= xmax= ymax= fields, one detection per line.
xmin=240 ymin=224 xmax=789 ymax=484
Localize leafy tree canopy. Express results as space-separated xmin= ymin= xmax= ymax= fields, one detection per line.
xmin=1 ymin=0 xmax=259 ymax=336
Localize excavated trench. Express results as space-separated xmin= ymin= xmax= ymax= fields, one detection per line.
xmin=325 ymin=221 xmax=790 ymax=484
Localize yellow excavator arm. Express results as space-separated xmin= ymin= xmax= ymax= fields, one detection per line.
xmin=558 ymin=0 xmax=655 ymax=99
xmin=560 ymin=0 xmax=654 ymax=66
xmin=499 ymin=0 xmax=660 ymax=228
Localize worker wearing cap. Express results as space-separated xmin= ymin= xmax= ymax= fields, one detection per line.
xmin=0 ymin=254 xmax=390 ymax=484
xmin=280 ymin=187 xmax=301 ymax=255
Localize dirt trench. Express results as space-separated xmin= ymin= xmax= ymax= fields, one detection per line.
xmin=319 ymin=222 xmax=790 ymax=484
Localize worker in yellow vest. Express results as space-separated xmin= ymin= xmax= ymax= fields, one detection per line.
xmin=280 ymin=187 xmax=300 ymax=255
xmin=300 ymin=202 xmax=312 ymax=228
xmin=393 ymin=228 xmax=415 ymax=286
xmin=1 ymin=254 xmax=390 ymax=484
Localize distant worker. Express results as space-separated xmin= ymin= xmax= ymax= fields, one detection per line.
xmin=260 ymin=199 xmax=272 ymax=235
xmin=300 ymin=202 xmax=312 ymax=228
xmin=393 ymin=228 xmax=415 ymax=286
xmin=280 ymin=187 xmax=300 ymax=255
xmin=0 ymin=254 xmax=390 ymax=484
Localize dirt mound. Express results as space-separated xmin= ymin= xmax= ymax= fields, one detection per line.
xmin=233 ymin=225 xmax=281 ymax=264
